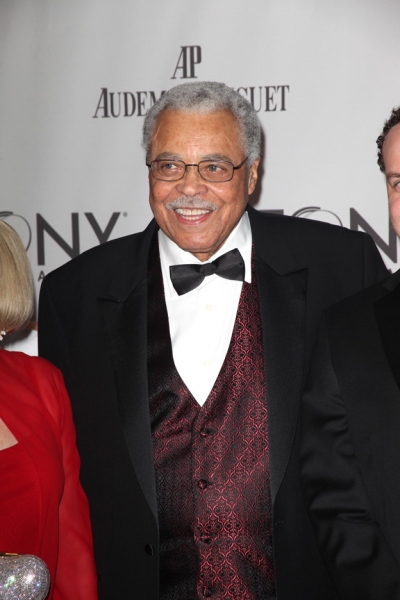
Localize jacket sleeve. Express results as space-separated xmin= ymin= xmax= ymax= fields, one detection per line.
xmin=300 ymin=316 xmax=400 ymax=600
xmin=51 ymin=368 xmax=98 ymax=600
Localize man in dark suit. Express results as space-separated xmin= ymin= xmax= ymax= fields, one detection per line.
xmin=39 ymin=81 xmax=387 ymax=600
xmin=301 ymin=106 xmax=400 ymax=599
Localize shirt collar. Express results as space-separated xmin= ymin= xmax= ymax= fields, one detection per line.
xmin=159 ymin=211 xmax=252 ymax=299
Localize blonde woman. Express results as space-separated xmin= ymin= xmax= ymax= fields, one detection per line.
xmin=0 ymin=221 xmax=97 ymax=599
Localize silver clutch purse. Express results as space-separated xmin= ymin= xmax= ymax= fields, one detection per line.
xmin=0 ymin=553 xmax=50 ymax=600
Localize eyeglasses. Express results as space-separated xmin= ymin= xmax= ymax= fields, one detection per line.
xmin=146 ymin=157 xmax=248 ymax=183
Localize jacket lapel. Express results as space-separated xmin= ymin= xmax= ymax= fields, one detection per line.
xmin=97 ymin=220 xmax=159 ymax=523
xmin=375 ymin=269 xmax=400 ymax=393
xmin=95 ymin=208 xmax=309 ymax=514
xmin=249 ymin=207 xmax=308 ymax=502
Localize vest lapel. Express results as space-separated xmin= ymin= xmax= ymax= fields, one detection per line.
xmin=97 ymin=222 xmax=159 ymax=524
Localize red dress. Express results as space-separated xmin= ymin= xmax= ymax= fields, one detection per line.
xmin=0 ymin=349 xmax=97 ymax=599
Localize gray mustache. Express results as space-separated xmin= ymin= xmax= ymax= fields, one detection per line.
xmin=166 ymin=196 xmax=218 ymax=211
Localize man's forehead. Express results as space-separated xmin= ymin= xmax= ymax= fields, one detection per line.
xmin=152 ymin=108 xmax=237 ymax=133
xmin=149 ymin=109 xmax=242 ymax=158
xmin=382 ymin=124 xmax=400 ymax=172
xmin=384 ymin=124 xmax=400 ymax=151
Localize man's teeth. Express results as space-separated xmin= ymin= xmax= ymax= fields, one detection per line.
xmin=175 ymin=208 xmax=210 ymax=217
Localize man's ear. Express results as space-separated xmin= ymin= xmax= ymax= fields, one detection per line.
xmin=248 ymin=158 xmax=260 ymax=195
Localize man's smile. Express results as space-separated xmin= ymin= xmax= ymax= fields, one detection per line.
xmin=174 ymin=207 xmax=213 ymax=221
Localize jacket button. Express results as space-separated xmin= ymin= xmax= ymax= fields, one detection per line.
xmin=144 ymin=544 xmax=154 ymax=556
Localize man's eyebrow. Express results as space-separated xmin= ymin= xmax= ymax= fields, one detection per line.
xmin=386 ymin=172 xmax=400 ymax=181
xmin=200 ymin=153 xmax=233 ymax=162
xmin=153 ymin=152 xmax=183 ymax=161
xmin=153 ymin=152 xmax=234 ymax=162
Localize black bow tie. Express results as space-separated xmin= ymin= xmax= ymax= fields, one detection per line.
xmin=169 ymin=248 xmax=245 ymax=296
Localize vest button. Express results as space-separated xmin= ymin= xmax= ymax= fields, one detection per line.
xmin=198 ymin=479 xmax=208 ymax=489
xmin=144 ymin=544 xmax=154 ymax=556
xmin=200 ymin=428 xmax=210 ymax=437
xmin=203 ymin=588 xmax=212 ymax=597
xmin=200 ymin=535 xmax=211 ymax=544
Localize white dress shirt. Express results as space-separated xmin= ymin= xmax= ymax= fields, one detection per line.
xmin=158 ymin=212 xmax=252 ymax=405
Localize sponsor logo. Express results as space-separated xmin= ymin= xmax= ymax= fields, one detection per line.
xmin=93 ymin=45 xmax=290 ymax=118
xmin=172 ymin=46 xmax=202 ymax=79
xmin=237 ymin=86 xmax=289 ymax=112
xmin=1 ymin=208 xmax=395 ymax=282
xmin=93 ymin=85 xmax=290 ymax=118
xmin=293 ymin=206 xmax=396 ymax=264
xmin=0 ymin=212 xmax=32 ymax=250
xmin=263 ymin=206 xmax=396 ymax=264
xmin=93 ymin=89 xmax=165 ymax=118
xmin=293 ymin=206 xmax=343 ymax=226
xmin=35 ymin=212 xmax=121 ymax=265
xmin=0 ymin=212 xmax=123 ymax=280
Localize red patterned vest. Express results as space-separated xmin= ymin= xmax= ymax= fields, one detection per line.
xmin=147 ymin=237 xmax=275 ymax=599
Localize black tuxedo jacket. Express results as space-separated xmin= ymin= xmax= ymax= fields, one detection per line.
xmin=301 ymin=269 xmax=400 ymax=599
xmin=38 ymin=206 xmax=388 ymax=599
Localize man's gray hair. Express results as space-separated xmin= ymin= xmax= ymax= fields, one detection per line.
xmin=142 ymin=81 xmax=261 ymax=165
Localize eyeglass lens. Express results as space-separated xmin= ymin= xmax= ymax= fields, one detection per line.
xmin=152 ymin=160 xmax=234 ymax=182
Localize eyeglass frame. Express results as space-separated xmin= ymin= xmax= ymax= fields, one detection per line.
xmin=146 ymin=156 xmax=248 ymax=183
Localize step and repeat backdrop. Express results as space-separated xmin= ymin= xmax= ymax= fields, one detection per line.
xmin=1 ymin=0 xmax=400 ymax=306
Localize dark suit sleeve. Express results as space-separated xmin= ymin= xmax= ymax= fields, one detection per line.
xmin=38 ymin=276 xmax=71 ymax=386
xmin=300 ymin=316 xmax=400 ymax=600
xmin=362 ymin=233 xmax=389 ymax=287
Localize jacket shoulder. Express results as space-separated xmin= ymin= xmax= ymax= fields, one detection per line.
xmin=43 ymin=220 xmax=157 ymax=286
xmin=46 ymin=232 xmax=144 ymax=278
xmin=252 ymin=208 xmax=369 ymax=244
xmin=327 ymin=272 xmax=393 ymax=319
xmin=321 ymin=276 xmax=391 ymax=351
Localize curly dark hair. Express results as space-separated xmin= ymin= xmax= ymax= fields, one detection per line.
xmin=377 ymin=106 xmax=400 ymax=172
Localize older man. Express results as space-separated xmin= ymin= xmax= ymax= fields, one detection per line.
xmin=39 ymin=81 xmax=387 ymax=600
xmin=301 ymin=106 xmax=400 ymax=599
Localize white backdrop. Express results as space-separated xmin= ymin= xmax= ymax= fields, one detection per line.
xmin=1 ymin=0 xmax=400 ymax=305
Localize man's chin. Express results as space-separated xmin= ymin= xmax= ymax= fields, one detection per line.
xmin=173 ymin=236 xmax=224 ymax=261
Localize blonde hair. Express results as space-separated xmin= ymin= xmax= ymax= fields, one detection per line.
xmin=0 ymin=220 xmax=34 ymax=333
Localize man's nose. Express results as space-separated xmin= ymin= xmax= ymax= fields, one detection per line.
xmin=175 ymin=165 xmax=208 ymax=194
